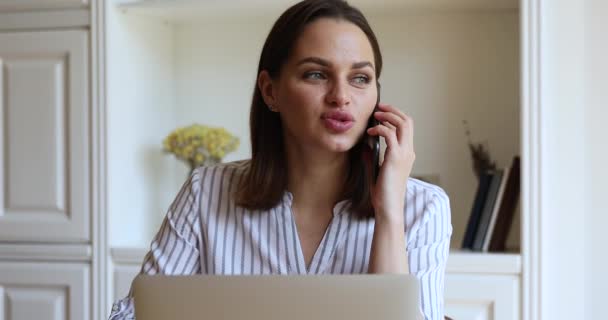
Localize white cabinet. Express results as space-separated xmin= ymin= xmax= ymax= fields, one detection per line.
xmin=0 ymin=19 xmax=96 ymax=320
xmin=0 ymin=30 xmax=90 ymax=243
xmin=0 ymin=262 xmax=90 ymax=320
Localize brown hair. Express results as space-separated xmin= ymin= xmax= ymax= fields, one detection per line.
xmin=235 ymin=0 xmax=383 ymax=218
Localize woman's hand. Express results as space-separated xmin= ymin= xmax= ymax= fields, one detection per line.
xmin=366 ymin=103 xmax=415 ymax=223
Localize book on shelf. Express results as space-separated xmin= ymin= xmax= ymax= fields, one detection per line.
xmin=461 ymin=171 xmax=493 ymax=250
xmin=488 ymin=156 xmax=520 ymax=252
xmin=472 ymin=169 xmax=504 ymax=251
xmin=462 ymin=156 xmax=521 ymax=252
xmin=482 ymin=162 xmax=512 ymax=251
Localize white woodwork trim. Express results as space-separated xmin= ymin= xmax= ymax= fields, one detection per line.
xmin=521 ymin=0 xmax=540 ymax=320
xmin=0 ymin=9 xmax=89 ymax=30
xmin=111 ymin=248 xmax=148 ymax=265
xmin=92 ymin=0 xmax=109 ymax=319
xmin=448 ymin=252 xmax=521 ymax=275
xmin=0 ymin=244 xmax=92 ymax=261
xmin=114 ymin=0 xmax=519 ymax=23
xmin=0 ymin=0 xmax=88 ymax=12
xmin=521 ymin=1 xmax=588 ymax=318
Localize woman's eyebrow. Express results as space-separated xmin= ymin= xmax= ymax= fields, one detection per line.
xmin=296 ymin=57 xmax=374 ymax=71
xmin=352 ymin=61 xmax=374 ymax=70
xmin=296 ymin=57 xmax=330 ymax=67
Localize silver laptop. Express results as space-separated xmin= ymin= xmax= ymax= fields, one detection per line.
xmin=133 ymin=274 xmax=423 ymax=320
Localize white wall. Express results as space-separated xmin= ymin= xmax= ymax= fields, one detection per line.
xmin=107 ymin=7 xmax=180 ymax=247
xmin=173 ymin=11 xmax=521 ymax=250
xmin=585 ymin=0 xmax=608 ymax=318
xmin=174 ymin=20 xmax=274 ymax=165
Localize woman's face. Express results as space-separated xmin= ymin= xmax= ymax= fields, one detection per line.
xmin=270 ymin=18 xmax=378 ymax=154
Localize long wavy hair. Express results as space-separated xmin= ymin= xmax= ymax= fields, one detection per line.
xmin=235 ymin=0 xmax=383 ymax=218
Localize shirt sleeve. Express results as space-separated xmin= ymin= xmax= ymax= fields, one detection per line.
xmin=108 ymin=169 xmax=203 ymax=320
xmin=407 ymin=187 xmax=453 ymax=320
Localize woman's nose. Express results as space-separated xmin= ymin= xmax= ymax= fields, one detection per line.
xmin=325 ymin=80 xmax=351 ymax=107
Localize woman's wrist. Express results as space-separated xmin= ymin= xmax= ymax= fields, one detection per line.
xmin=372 ymin=182 xmax=407 ymax=223
xmin=374 ymin=202 xmax=405 ymax=225
xmin=374 ymin=213 xmax=404 ymax=229
xmin=368 ymin=218 xmax=408 ymax=274
xmin=373 ymin=216 xmax=405 ymax=239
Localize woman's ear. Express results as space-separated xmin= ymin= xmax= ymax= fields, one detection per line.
xmin=258 ymin=70 xmax=278 ymax=111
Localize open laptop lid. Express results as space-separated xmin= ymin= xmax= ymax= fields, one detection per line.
xmin=133 ymin=274 xmax=422 ymax=320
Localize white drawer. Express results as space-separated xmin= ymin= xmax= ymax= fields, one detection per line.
xmin=445 ymin=273 xmax=520 ymax=320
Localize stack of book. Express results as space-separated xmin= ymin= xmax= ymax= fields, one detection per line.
xmin=461 ymin=156 xmax=521 ymax=252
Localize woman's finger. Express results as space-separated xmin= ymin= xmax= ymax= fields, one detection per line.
xmin=374 ymin=111 xmax=409 ymax=143
xmin=377 ymin=103 xmax=407 ymax=120
xmin=367 ymin=125 xmax=398 ymax=151
xmin=375 ymin=111 xmax=402 ymax=128
xmin=383 ymin=121 xmax=397 ymax=134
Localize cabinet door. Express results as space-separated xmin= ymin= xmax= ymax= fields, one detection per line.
xmin=0 ymin=262 xmax=89 ymax=320
xmin=445 ymin=274 xmax=520 ymax=320
xmin=0 ymin=30 xmax=90 ymax=242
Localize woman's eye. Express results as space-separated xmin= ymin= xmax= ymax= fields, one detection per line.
xmin=352 ymin=75 xmax=371 ymax=85
xmin=303 ymin=71 xmax=325 ymax=80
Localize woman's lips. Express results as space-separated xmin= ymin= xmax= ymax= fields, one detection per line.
xmin=323 ymin=118 xmax=355 ymax=133
xmin=321 ymin=110 xmax=355 ymax=133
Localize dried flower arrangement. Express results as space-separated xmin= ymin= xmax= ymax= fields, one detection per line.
xmin=463 ymin=120 xmax=496 ymax=180
xmin=163 ymin=124 xmax=239 ymax=171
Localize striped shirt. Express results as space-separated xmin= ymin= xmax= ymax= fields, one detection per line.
xmin=109 ymin=160 xmax=452 ymax=320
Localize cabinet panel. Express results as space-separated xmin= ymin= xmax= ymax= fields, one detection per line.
xmin=0 ymin=10 xmax=89 ymax=31
xmin=0 ymin=30 xmax=90 ymax=242
xmin=0 ymin=262 xmax=89 ymax=320
xmin=4 ymin=287 xmax=66 ymax=320
xmin=0 ymin=0 xmax=88 ymax=12
xmin=445 ymin=274 xmax=520 ymax=320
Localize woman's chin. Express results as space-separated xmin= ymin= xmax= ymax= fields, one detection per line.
xmin=323 ymin=137 xmax=358 ymax=153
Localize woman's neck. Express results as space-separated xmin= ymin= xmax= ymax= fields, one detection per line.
xmin=285 ymin=143 xmax=350 ymax=212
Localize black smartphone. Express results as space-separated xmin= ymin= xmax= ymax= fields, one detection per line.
xmin=366 ymin=83 xmax=381 ymax=183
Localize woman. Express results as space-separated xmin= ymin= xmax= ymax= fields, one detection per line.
xmin=110 ymin=0 xmax=452 ymax=319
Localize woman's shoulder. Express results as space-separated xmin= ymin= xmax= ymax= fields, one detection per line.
xmin=404 ymin=177 xmax=452 ymax=241
xmin=405 ymin=177 xmax=450 ymax=207
xmin=161 ymin=161 xmax=250 ymax=238
xmin=189 ymin=159 xmax=250 ymax=205
xmin=192 ymin=159 xmax=250 ymax=184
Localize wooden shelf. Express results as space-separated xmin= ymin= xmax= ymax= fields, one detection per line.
xmin=114 ymin=0 xmax=520 ymax=22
